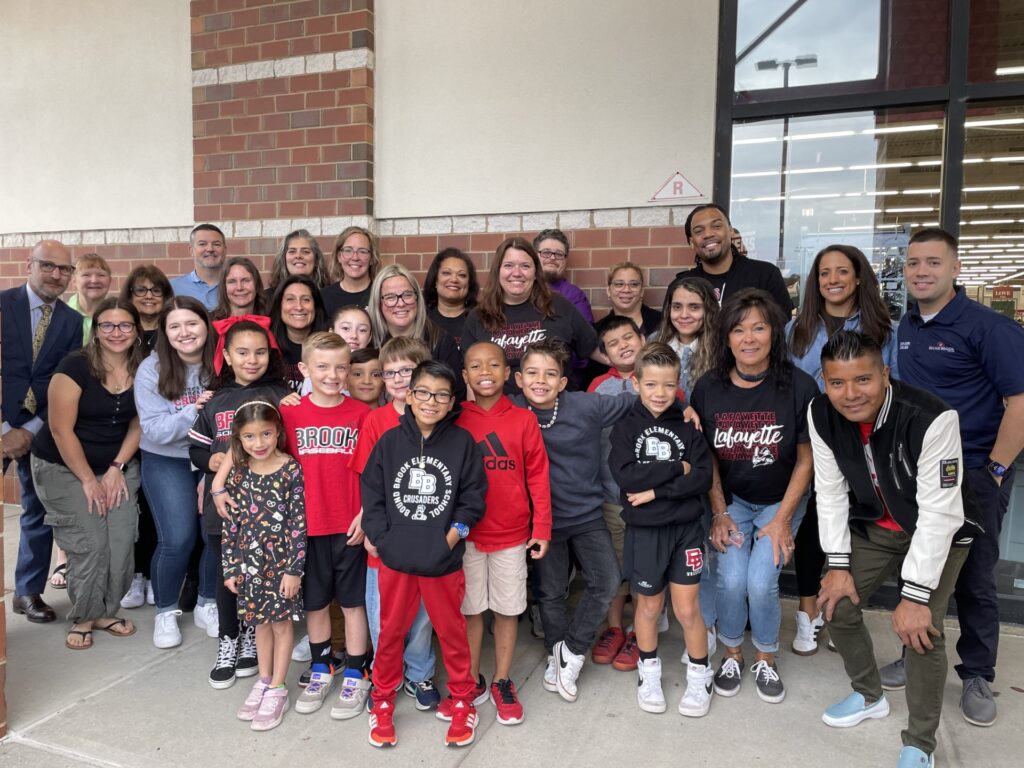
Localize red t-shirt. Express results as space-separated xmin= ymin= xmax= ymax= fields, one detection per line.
xmin=281 ymin=396 xmax=369 ymax=536
xmin=858 ymin=421 xmax=903 ymax=532
xmin=349 ymin=403 xmax=403 ymax=567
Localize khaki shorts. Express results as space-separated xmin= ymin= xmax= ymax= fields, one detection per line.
xmin=602 ymin=502 xmax=630 ymax=598
xmin=461 ymin=541 xmax=528 ymax=616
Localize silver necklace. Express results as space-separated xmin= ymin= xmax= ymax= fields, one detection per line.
xmin=529 ymin=398 xmax=559 ymax=430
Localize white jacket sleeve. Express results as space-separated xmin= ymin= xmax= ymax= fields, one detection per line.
xmin=808 ymin=403 xmax=852 ymax=570
xmin=900 ymin=409 xmax=965 ymax=604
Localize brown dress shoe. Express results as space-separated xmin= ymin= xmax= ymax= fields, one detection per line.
xmin=13 ymin=594 xmax=57 ymax=623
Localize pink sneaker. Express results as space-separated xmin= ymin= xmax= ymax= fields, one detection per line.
xmin=237 ymin=679 xmax=269 ymax=721
xmin=251 ymin=686 xmax=289 ymax=731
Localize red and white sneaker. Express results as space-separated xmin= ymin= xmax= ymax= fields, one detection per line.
xmin=491 ymin=678 xmax=524 ymax=725
xmin=592 ymin=626 xmax=626 ymax=664
xmin=368 ymin=700 xmax=397 ymax=748
xmin=444 ymin=700 xmax=478 ymax=747
xmin=435 ymin=674 xmax=488 ymax=721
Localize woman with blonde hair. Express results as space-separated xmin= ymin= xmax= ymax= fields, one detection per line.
xmin=323 ymin=225 xmax=380 ymax=314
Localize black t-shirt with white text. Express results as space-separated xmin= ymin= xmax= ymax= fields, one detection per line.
xmin=690 ymin=367 xmax=817 ymax=505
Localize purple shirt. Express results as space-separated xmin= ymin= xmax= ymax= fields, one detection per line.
xmin=550 ymin=278 xmax=594 ymax=323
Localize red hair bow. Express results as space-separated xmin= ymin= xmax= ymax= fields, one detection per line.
xmin=212 ymin=314 xmax=280 ymax=375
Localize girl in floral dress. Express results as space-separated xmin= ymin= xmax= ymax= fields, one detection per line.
xmin=221 ymin=400 xmax=307 ymax=731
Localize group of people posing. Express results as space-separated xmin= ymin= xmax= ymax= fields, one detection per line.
xmin=2 ymin=203 xmax=1022 ymax=768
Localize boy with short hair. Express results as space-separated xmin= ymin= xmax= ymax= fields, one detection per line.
xmin=512 ymin=339 xmax=634 ymax=703
xmin=275 ymin=332 xmax=373 ymax=719
xmin=446 ymin=341 xmax=552 ymax=725
xmin=588 ymin=317 xmax=646 ymax=669
xmin=361 ymin=361 xmax=488 ymax=748
xmin=609 ymin=342 xmax=714 ymax=717
xmin=350 ymin=337 xmax=441 ymax=711
xmin=347 ymin=347 xmax=384 ymax=409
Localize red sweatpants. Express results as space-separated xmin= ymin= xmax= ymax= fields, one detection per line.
xmin=372 ymin=564 xmax=474 ymax=706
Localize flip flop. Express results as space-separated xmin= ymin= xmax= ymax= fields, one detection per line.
xmin=65 ymin=629 xmax=93 ymax=650
xmin=50 ymin=563 xmax=68 ymax=590
xmin=94 ymin=618 xmax=137 ymax=637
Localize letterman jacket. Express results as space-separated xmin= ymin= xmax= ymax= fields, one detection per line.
xmin=808 ymin=380 xmax=979 ymax=605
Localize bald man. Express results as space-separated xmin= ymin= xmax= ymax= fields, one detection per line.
xmin=2 ymin=240 xmax=84 ymax=622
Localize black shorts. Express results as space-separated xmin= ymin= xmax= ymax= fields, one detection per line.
xmin=303 ymin=533 xmax=367 ymax=611
xmin=624 ymin=521 xmax=705 ymax=595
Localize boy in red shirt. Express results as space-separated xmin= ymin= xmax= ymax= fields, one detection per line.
xmin=280 ymin=333 xmax=372 ymax=720
xmin=439 ymin=341 xmax=551 ymax=725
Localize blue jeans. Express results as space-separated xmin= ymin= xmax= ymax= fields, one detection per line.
xmin=15 ymin=456 xmax=52 ymax=596
xmin=366 ymin=566 xmax=435 ymax=683
xmin=141 ymin=451 xmax=215 ymax=612
xmin=716 ymin=494 xmax=808 ymax=654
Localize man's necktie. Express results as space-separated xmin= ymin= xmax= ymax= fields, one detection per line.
xmin=24 ymin=303 xmax=52 ymax=415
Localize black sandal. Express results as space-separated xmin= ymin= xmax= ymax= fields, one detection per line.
xmin=94 ymin=618 xmax=137 ymax=637
xmin=50 ymin=563 xmax=68 ymax=590
xmin=65 ymin=629 xmax=93 ymax=650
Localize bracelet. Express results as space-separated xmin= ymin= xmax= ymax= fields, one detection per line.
xmin=210 ymin=488 xmax=228 ymax=497
xmin=712 ymin=511 xmax=730 ymax=518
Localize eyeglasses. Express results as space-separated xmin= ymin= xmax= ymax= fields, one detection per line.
xmin=381 ymin=290 xmax=417 ymax=307
xmin=381 ymin=367 xmax=415 ymax=380
xmin=410 ymin=388 xmax=454 ymax=404
xmin=340 ymin=247 xmax=372 ymax=258
xmin=131 ymin=285 xmax=165 ymax=297
xmin=538 ymin=249 xmax=567 ymax=262
xmin=96 ymin=321 xmax=136 ymax=334
xmin=32 ymin=258 xmax=75 ymax=276
xmin=610 ymin=280 xmax=643 ymax=290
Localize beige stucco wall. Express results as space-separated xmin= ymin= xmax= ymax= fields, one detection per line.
xmin=0 ymin=0 xmax=193 ymax=233
xmin=374 ymin=0 xmax=718 ymax=218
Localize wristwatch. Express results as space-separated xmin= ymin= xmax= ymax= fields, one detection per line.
xmin=987 ymin=459 xmax=1008 ymax=478
xmin=109 ymin=461 xmax=126 ymax=473
xmin=450 ymin=522 xmax=470 ymax=540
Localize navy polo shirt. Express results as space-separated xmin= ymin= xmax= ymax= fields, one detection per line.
xmin=897 ymin=287 xmax=1024 ymax=468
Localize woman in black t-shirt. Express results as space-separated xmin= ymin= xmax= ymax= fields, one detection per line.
xmin=367 ymin=263 xmax=466 ymax=400
xmin=322 ymin=225 xmax=379 ymax=315
xmin=269 ymin=274 xmax=327 ymax=393
xmin=265 ymin=228 xmax=330 ymax=302
xmin=423 ymin=247 xmax=479 ymax=349
xmin=690 ymin=288 xmax=816 ymax=703
xmin=461 ymin=237 xmax=599 ymax=393
xmin=30 ymin=298 xmax=147 ymax=650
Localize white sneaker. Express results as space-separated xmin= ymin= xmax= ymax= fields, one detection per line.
xmin=637 ymin=657 xmax=666 ymax=713
xmin=154 ymin=610 xmax=183 ymax=649
xmin=792 ymin=611 xmax=825 ymax=656
xmin=291 ymin=634 xmax=312 ymax=662
xmin=145 ymin=580 xmax=155 ymax=605
xmin=295 ymin=670 xmax=335 ymax=714
xmin=682 ymin=629 xmax=718 ymax=664
xmin=553 ymin=640 xmax=585 ymax=703
xmin=543 ymin=654 xmax=557 ymax=692
xmin=120 ymin=573 xmax=145 ymax=609
xmin=678 ymin=661 xmax=714 ymax=717
xmin=330 ymin=671 xmax=371 ymax=720
xmin=194 ymin=603 xmax=219 ymax=638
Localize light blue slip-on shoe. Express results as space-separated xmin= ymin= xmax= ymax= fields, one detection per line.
xmin=897 ymin=745 xmax=935 ymax=767
xmin=822 ymin=691 xmax=890 ymax=728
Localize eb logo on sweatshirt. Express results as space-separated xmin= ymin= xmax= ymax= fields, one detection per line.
xmin=392 ymin=457 xmax=454 ymax=521
xmin=633 ymin=426 xmax=686 ymax=463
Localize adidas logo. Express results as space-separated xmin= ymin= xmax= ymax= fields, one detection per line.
xmin=478 ymin=431 xmax=517 ymax=471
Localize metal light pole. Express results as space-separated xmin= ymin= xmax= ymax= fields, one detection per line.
xmin=755 ymin=55 xmax=817 ymax=267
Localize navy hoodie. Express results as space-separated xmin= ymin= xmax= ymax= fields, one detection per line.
xmin=361 ymin=407 xmax=487 ymax=577
xmin=608 ymin=399 xmax=713 ymax=527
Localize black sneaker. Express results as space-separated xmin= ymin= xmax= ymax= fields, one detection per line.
xmin=178 ymin=575 xmax=198 ymax=613
xmin=235 ymin=625 xmax=258 ymax=678
xmin=713 ymin=656 xmax=744 ymax=697
xmin=209 ymin=635 xmax=238 ymax=689
xmin=403 ymin=678 xmax=441 ymax=710
xmin=751 ymin=659 xmax=785 ymax=703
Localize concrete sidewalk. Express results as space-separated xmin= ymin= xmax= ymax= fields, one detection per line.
xmin=2 ymin=504 xmax=1023 ymax=767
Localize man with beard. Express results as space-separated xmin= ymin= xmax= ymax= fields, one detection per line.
xmin=534 ymin=229 xmax=594 ymax=322
xmin=170 ymin=223 xmax=227 ymax=310
xmin=676 ymin=204 xmax=792 ymax=315
xmin=2 ymin=240 xmax=84 ymax=622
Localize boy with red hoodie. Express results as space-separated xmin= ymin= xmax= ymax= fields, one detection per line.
xmin=447 ymin=341 xmax=552 ymax=725
xmin=361 ymin=360 xmax=488 ymax=749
